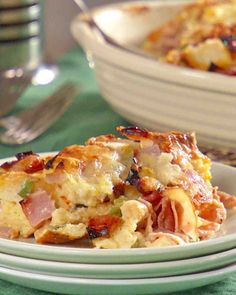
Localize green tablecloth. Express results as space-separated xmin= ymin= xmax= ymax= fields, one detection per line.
xmin=0 ymin=47 xmax=235 ymax=295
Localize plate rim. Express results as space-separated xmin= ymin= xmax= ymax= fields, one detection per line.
xmin=0 ymin=248 xmax=235 ymax=279
xmin=0 ymin=262 xmax=235 ymax=295
xmin=0 ymin=262 xmax=235 ymax=283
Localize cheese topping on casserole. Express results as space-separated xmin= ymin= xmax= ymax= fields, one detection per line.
xmin=142 ymin=0 xmax=236 ymax=75
xmin=0 ymin=127 xmax=235 ymax=248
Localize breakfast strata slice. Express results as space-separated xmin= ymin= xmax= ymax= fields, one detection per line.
xmin=0 ymin=127 xmax=235 ymax=248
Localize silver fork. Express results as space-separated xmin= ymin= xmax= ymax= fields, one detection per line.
xmin=0 ymin=83 xmax=79 ymax=145
xmin=0 ymin=69 xmax=32 ymax=117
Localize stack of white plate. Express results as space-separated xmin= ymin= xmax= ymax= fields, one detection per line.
xmin=0 ymin=161 xmax=235 ymax=294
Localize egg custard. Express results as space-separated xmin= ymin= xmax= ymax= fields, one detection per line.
xmin=143 ymin=0 xmax=236 ymax=75
xmin=0 ymin=127 xmax=235 ymax=248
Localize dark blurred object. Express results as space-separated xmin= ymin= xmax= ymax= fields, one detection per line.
xmin=0 ymin=0 xmax=37 ymax=8
xmin=0 ymin=0 xmax=42 ymax=70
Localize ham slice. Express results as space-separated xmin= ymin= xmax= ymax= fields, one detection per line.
xmin=217 ymin=191 xmax=236 ymax=209
xmin=183 ymin=169 xmax=212 ymax=203
xmin=20 ymin=190 xmax=55 ymax=227
xmin=45 ymin=172 xmax=66 ymax=184
xmin=158 ymin=198 xmax=175 ymax=232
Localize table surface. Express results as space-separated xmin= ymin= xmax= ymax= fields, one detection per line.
xmin=0 ymin=47 xmax=235 ymax=295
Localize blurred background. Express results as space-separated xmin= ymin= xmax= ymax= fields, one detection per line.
xmin=1 ymin=0 xmax=235 ymax=153
xmin=44 ymin=0 xmax=132 ymax=62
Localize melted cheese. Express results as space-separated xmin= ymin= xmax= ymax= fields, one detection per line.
xmin=203 ymin=3 xmax=236 ymax=25
xmin=183 ymin=38 xmax=232 ymax=70
xmin=139 ymin=152 xmax=181 ymax=186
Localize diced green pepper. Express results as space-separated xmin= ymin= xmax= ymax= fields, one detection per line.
xmin=110 ymin=196 xmax=127 ymax=217
xmin=110 ymin=206 xmax=122 ymax=217
xmin=132 ymin=238 xmax=141 ymax=248
xmin=18 ymin=180 xmax=34 ymax=198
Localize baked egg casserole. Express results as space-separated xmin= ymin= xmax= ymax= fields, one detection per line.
xmin=0 ymin=127 xmax=235 ymax=248
xmin=143 ymin=0 xmax=236 ymax=75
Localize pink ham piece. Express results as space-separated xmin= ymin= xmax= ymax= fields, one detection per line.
xmin=45 ymin=172 xmax=66 ymax=184
xmin=158 ymin=198 xmax=175 ymax=232
xmin=217 ymin=191 xmax=236 ymax=209
xmin=0 ymin=225 xmax=17 ymax=238
xmin=184 ymin=169 xmax=212 ymax=203
xmin=20 ymin=190 xmax=55 ymax=227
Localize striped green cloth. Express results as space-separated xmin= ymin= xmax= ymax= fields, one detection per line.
xmin=0 ymin=47 xmax=235 ymax=295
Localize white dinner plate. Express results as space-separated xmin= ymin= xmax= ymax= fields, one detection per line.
xmin=0 ymin=263 xmax=235 ymax=295
xmin=0 ymin=248 xmax=235 ymax=279
xmin=0 ymin=157 xmax=235 ymax=264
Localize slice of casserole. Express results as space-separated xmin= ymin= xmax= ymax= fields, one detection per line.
xmin=0 ymin=127 xmax=235 ymax=248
